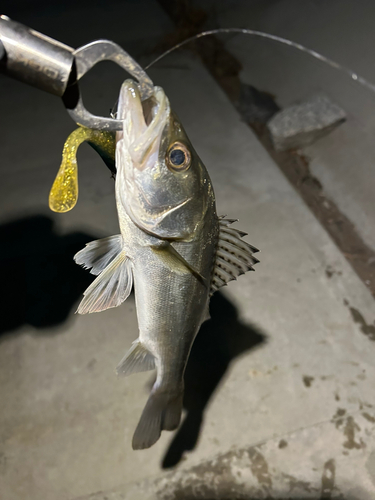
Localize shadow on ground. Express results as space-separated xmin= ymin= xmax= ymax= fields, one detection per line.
xmin=162 ymin=292 xmax=266 ymax=468
xmin=0 ymin=214 xmax=97 ymax=335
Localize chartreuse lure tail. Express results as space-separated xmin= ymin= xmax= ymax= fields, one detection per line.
xmin=49 ymin=127 xmax=116 ymax=213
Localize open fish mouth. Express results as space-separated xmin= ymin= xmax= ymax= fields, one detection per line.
xmin=116 ymin=79 xmax=170 ymax=167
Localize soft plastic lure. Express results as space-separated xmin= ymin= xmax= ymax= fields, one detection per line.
xmin=49 ymin=127 xmax=115 ymax=213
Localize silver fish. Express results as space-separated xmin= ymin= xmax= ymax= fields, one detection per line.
xmin=74 ymin=80 xmax=259 ymax=449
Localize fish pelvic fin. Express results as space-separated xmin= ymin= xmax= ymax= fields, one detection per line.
xmin=76 ymin=250 xmax=132 ymax=314
xmin=211 ymin=216 xmax=260 ymax=296
xmin=116 ymin=340 xmax=155 ymax=377
xmin=150 ymin=243 xmax=207 ymax=287
xmin=74 ymin=235 xmax=123 ymax=275
xmin=132 ymin=389 xmax=183 ymax=450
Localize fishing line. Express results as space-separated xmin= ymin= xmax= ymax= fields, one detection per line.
xmin=147 ymin=32 xmax=371 ymax=410
xmin=145 ymin=28 xmax=375 ymax=95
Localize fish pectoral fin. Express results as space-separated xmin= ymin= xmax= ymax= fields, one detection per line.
xmin=74 ymin=234 xmax=123 ymax=275
xmin=150 ymin=243 xmax=207 ymax=287
xmin=76 ymin=251 xmax=132 ymax=314
xmin=116 ymin=340 xmax=155 ymax=377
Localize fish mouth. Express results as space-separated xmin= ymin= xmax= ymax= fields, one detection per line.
xmin=116 ymin=80 xmax=192 ymax=240
xmin=116 ymin=80 xmax=169 ymax=167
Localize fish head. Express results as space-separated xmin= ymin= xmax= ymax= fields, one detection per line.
xmin=115 ymin=80 xmax=214 ymax=240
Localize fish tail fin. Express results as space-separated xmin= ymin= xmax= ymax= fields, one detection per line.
xmin=132 ymin=389 xmax=183 ymax=450
xmin=163 ymin=392 xmax=183 ymax=431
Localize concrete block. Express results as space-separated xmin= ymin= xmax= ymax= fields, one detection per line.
xmin=267 ymin=94 xmax=346 ymax=151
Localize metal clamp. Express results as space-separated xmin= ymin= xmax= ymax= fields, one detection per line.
xmin=0 ymin=15 xmax=74 ymax=96
xmin=0 ymin=15 xmax=154 ymax=130
xmin=64 ymin=40 xmax=154 ymax=131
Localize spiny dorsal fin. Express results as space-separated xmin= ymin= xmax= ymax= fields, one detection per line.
xmin=211 ymin=216 xmax=259 ymax=296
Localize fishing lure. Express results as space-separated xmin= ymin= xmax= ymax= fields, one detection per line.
xmin=49 ymin=128 xmax=116 ymax=213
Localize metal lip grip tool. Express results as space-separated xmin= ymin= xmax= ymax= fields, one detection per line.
xmin=0 ymin=15 xmax=154 ymax=130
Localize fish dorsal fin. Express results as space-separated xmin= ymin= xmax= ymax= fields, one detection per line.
xmin=76 ymin=250 xmax=132 ymax=314
xmin=211 ymin=216 xmax=260 ymax=296
xmin=74 ymin=235 xmax=123 ymax=276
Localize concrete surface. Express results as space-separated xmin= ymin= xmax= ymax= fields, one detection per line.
xmin=0 ymin=1 xmax=375 ymax=500
xmin=200 ymin=0 xmax=375 ymax=252
xmin=78 ymin=413 xmax=375 ymax=499
xmin=267 ymin=93 xmax=346 ymax=151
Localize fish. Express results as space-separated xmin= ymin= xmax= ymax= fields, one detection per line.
xmin=72 ymin=79 xmax=259 ymax=449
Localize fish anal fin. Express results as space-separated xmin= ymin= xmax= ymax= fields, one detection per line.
xmin=76 ymin=251 xmax=132 ymax=314
xmin=211 ymin=216 xmax=260 ymax=295
xmin=116 ymin=340 xmax=155 ymax=377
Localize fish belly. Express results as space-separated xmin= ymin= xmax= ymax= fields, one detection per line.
xmin=133 ymin=244 xmax=209 ymax=391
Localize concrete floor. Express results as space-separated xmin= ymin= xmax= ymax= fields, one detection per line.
xmin=0 ymin=1 xmax=375 ymax=499
xmin=199 ymin=0 xmax=375 ymax=253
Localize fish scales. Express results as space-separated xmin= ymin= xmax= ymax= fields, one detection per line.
xmin=72 ymin=79 xmax=259 ymax=449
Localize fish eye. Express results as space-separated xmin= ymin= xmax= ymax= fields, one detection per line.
xmin=166 ymin=142 xmax=191 ymax=171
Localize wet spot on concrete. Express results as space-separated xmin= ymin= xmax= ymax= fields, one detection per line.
xmin=282 ymin=473 xmax=317 ymax=494
xmin=332 ymin=408 xmax=365 ymax=449
xmin=326 ymin=267 xmax=333 ymax=278
xmin=362 ymin=412 xmax=375 ymax=423
xmin=158 ymin=447 xmax=271 ymax=499
xmin=321 ymin=459 xmax=336 ymax=498
xmin=278 ymin=439 xmax=288 ymax=449
xmin=248 ymin=447 xmax=273 ymax=491
xmin=335 ymin=408 xmax=346 ymax=417
xmin=348 ymin=305 xmax=375 ymax=341
xmin=87 ymin=358 xmax=97 ymax=370
xmin=366 ymin=449 xmax=375 ymax=488
xmin=332 ymin=408 xmax=346 ymax=428
xmin=335 ymin=392 xmax=340 ymax=401
xmin=326 ymin=265 xmax=342 ymax=279
xmin=343 ymin=416 xmax=365 ymax=450
xmin=303 ymin=375 xmax=314 ymax=387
